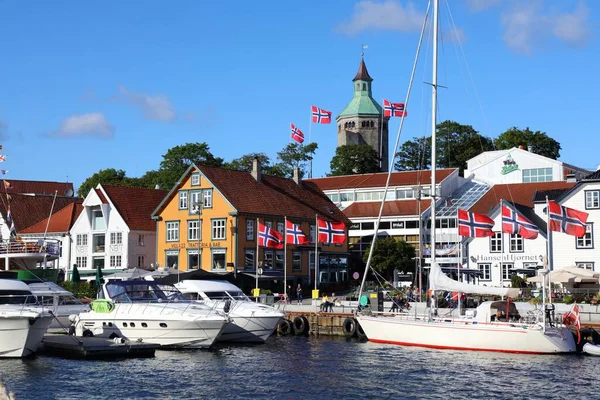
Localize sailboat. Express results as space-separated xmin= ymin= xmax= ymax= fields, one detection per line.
xmin=355 ymin=0 xmax=576 ymax=354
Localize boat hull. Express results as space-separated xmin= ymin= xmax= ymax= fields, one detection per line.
xmin=0 ymin=313 xmax=53 ymax=357
xmin=219 ymin=315 xmax=282 ymax=343
xmin=357 ymin=315 xmax=576 ymax=354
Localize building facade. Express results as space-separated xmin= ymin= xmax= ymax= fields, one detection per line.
xmin=152 ymin=161 xmax=351 ymax=289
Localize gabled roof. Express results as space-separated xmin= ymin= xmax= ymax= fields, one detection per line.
xmin=307 ymin=169 xmax=456 ymax=191
xmin=95 ymin=188 xmax=108 ymax=204
xmin=532 ymin=189 xmax=570 ymax=203
xmin=20 ymin=203 xmax=84 ymax=234
xmin=468 ymin=181 xmax=575 ymax=215
xmin=101 ymin=185 xmax=168 ymax=231
xmin=3 ymin=179 xmax=74 ymax=196
xmin=197 ymin=165 xmax=350 ymax=223
xmin=343 ymin=200 xmax=431 ymax=219
xmin=583 ymin=169 xmax=600 ymax=181
xmin=0 ymin=194 xmax=82 ymax=234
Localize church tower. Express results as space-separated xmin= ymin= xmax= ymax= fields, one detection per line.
xmin=336 ymin=57 xmax=389 ymax=171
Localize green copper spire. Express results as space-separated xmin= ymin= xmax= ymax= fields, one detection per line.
xmin=337 ymin=57 xmax=382 ymax=119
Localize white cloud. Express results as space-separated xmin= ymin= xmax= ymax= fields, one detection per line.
xmin=336 ymin=0 xmax=424 ymax=36
xmin=501 ymin=1 xmax=592 ymax=54
xmin=51 ymin=113 xmax=115 ymax=139
xmin=114 ymin=85 xmax=177 ymax=122
xmin=466 ymin=0 xmax=503 ymax=12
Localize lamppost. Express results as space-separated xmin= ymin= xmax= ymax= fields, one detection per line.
xmin=193 ymin=200 xmax=203 ymax=270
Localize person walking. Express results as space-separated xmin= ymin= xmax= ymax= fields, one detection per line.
xmin=296 ymin=284 xmax=303 ymax=305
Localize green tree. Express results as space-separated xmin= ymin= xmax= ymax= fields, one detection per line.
xmin=223 ymin=153 xmax=273 ymax=173
xmin=78 ymin=168 xmax=130 ymax=197
xmin=156 ymin=142 xmax=224 ymax=189
xmin=394 ymin=137 xmax=430 ymax=171
xmin=494 ymin=127 xmax=561 ymax=159
xmin=273 ymin=142 xmax=318 ymax=178
xmin=436 ymin=120 xmax=494 ymax=171
xmin=363 ymin=236 xmax=416 ymax=276
xmin=329 ymin=144 xmax=380 ymax=176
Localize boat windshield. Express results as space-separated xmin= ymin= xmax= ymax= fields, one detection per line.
xmin=203 ymin=290 xmax=249 ymax=301
xmin=0 ymin=290 xmax=38 ymax=305
xmin=105 ymin=281 xmax=186 ymax=303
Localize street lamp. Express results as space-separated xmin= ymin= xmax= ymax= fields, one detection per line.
xmin=193 ymin=200 xmax=203 ymax=270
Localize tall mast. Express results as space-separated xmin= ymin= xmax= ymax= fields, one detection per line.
xmin=430 ymin=0 xmax=438 ymax=266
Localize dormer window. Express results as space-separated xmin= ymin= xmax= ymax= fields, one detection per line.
xmin=191 ymin=174 xmax=200 ymax=186
xmin=92 ymin=208 xmax=106 ymax=231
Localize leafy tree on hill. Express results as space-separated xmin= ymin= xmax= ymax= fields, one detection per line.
xmin=77 ymin=168 xmax=139 ymax=198
xmin=494 ymin=127 xmax=561 ymax=159
xmin=329 ymin=144 xmax=381 ymax=176
xmin=394 ymin=136 xmax=430 ymax=171
xmin=275 ymin=142 xmax=318 ymax=178
xmin=155 ymin=142 xmax=224 ymax=189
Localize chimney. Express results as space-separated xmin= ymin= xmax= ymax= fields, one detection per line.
xmin=251 ymin=157 xmax=261 ymax=183
xmin=518 ymin=145 xmax=524 ymax=150
xmin=527 ymin=145 xmax=533 ymax=152
xmin=293 ymin=168 xmax=302 ymax=186
xmin=154 ymin=184 xmax=161 ymax=190
xmin=566 ymin=173 xmax=576 ymax=183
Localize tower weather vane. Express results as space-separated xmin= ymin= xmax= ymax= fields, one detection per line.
xmin=361 ymin=44 xmax=368 ymax=58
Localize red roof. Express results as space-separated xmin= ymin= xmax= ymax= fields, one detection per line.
xmin=353 ymin=58 xmax=373 ymax=82
xmin=469 ymin=181 xmax=576 ymax=215
xmin=156 ymin=165 xmax=350 ymax=224
xmin=307 ymin=169 xmax=456 ymax=191
xmin=4 ymin=179 xmax=74 ymax=196
xmin=0 ymin=194 xmax=82 ymax=234
xmin=102 ymin=185 xmax=168 ymax=231
xmin=343 ymin=200 xmax=431 ymax=218
xmin=21 ymin=203 xmax=84 ymax=234
xmin=94 ymin=188 xmax=108 ymax=204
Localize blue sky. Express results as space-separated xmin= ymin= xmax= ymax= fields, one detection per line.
xmin=0 ymin=0 xmax=597 ymax=191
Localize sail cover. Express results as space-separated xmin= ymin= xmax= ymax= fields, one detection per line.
xmin=428 ymin=262 xmax=520 ymax=298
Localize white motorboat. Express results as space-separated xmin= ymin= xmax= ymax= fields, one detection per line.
xmin=27 ymin=281 xmax=89 ymax=331
xmin=0 ymin=279 xmax=53 ymax=357
xmin=70 ymin=280 xmax=228 ymax=348
xmin=583 ymin=342 xmax=600 ymax=356
xmin=175 ymin=280 xmax=283 ymax=343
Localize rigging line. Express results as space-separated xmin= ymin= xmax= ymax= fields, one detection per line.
xmin=359 ymin=0 xmax=432 ymax=298
xmin=443 ymin=0 xmax=517 ymax=207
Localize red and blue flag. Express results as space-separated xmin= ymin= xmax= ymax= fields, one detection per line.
xmin=458 ymin=209 xmax=494 ymax=237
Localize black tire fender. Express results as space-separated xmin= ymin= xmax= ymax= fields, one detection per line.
xmin=342 ymin=317 xmax=357 ymax=337
xmin=278 ymin=319 xmax=292 ymax=336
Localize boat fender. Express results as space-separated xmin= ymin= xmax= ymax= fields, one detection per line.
xmin=278 ymin=319 xmax=292 ymax=336
xmin=82 ymin=329 xmax=94 ymax=338
xmin=293 ymin=316 xmax=309 ymax=335
xmin=224 ymin=299 xmax=231 ymax=314
xmin=342 ymin=317 xmax=357 ymax=337
xmin=356 ymin=320 xmax=367 ymax=340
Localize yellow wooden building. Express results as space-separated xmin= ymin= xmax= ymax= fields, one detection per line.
xmin=151 ymin=160 xmax=350 ymax=291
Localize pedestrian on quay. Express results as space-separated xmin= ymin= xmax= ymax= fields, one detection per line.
xmin=296 ymin=284 xmax=303 ymax=305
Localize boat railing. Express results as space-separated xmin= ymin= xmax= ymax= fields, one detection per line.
xmin=110 ymin=298 xmax=225 ymax=318
xmin=0 ymin=241 xmax=46 ymax=255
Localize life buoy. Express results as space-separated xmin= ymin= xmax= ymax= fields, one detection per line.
xmin=293 ymin=316 xmax=309 ymax=335
xmin=342 ymin=317 xmax=357 ymax=337
xmin=356 ymin=321 xmax=367 ymax=340
xmin=277 ymin=319 xmax=292 ymax=336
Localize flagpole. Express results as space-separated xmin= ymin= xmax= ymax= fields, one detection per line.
xmin=284 ymin=216 xmax=288 ymax=302
xmin=500 ymin=199 xmax=506 ymax=292
xmin=379 ymin=99 xmax=384 ymax=171
xmin=256 ymin=217 xmax=259 ymax=302
xmin=308 ymin=109 xmax=313 ymax=178
xmin=546 ymin=196 xmax=554 ymax=305
xmin=314 ymin=214 xmax=318 ymax=292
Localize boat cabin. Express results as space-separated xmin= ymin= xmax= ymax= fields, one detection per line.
xmin=0 ymin=279 xmax=38 ymax=305
xmin=473 ymin=300 xmax=521 ymax=323
xmin=98 ymin=280 xmax=186 ymax=303
xmin=175 ymin=280 xmax=249 ymax=302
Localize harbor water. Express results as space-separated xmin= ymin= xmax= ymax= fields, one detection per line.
xmin=2 ymin=335 xmax=599 ymax=400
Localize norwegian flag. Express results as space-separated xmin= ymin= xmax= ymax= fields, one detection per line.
xmin=286 ymin=220 xmax=309 ymax=245
xmin=290 ymin=123 xmax=304 ymax=144
xmin=548 ymin=201 xmax=588 ymax=237
xmin=317 ymin=218 xmax=346 ymax=244
xmin=258 ymin=222 xmax=283 ymax=249
xmin=562 ymin=303 xmax=581 ymax=343
xmin=383 ymin=99 xmax=407 ymax=117
xmin=311 ymin=106 xmax=331 ymax=124
xmin=0 ymin=155 xmax=5 ymax=162
xmin=501 ymin=204 xmax=539 ymax=240
xmin=457 ymin=209 xmax=494 ymax=237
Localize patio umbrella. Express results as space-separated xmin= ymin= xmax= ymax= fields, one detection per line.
xmin=529 ymin=269 xmax=600 ymax=284
xmin=71 ymin=263 xmax=81 ymax=283
xmin=95 ymin=266 xmax=104 ymax=286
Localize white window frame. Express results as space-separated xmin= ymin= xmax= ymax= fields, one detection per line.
xmin=179 ymin=191 xmax=188 ymax=209
xmin=110 ymin=232 xmax=122 ymax=245
xmin=76 ymin=256 xmax=87 ymax=269
xmin=509 ymin=233 xmax=523 ymax=253
xmin=137 ymin=255 xmax=145 ymax=268
xmin=166 ymin=221 xmax=179 ymax=242
xmin=203 ymin=189 xmax=213 ymax=208
xmin=138 ymin=234 xmax=145 ymax=246
xmin=110 ymin=255 xmax=122 ymax=268
xmin=246 ymin=220 xmax=254 ymax=241
xmin=188 ymin=220 xmax=201 ymax=241
xmin=212 ymin=219 xmax=226 ymax=240
xmin=490 ymin=232 xmax=502 ymax=253
xmin=585 ymin=191 xmax=600 ymax=209
xmin=502 ymin=263 xmax=513 ymax=281
xmin=76 ymin=234 xmax=88 ymax=246
xmin=576 ymin=262 xmax=594 ymax=270
xmin=211 ymin=248 xmax=226 ymax=271
xmin=190 ymin=173 xmax=200 ymax=186
xmin=244 ymin=249 xmax=255 ymax=269
xmin=187 ymin=249 xmax=201 ymax=270
xmin=576 ymin=223 xmax=594 ymax=249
